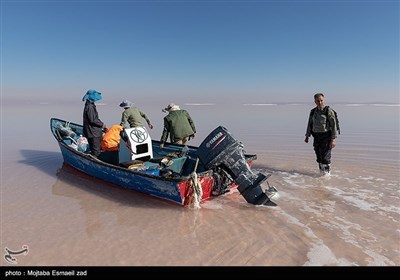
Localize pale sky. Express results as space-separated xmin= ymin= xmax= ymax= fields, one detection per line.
xmin=2 ymin=0 xmax=399 ymax=104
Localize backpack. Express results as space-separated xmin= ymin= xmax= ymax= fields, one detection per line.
xmin=310 ymin=106 xmax=340 ymax=135
xmin=101 ymin=125 xmax=123 ymax=151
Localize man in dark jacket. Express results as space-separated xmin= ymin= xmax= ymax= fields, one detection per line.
xmin=160 ymin=103 xmax=196 ymax=148
xmin=82 ymin=89 xmax=107 ymax=157
xmin=305 ymin=93 xmax=338 ymax=175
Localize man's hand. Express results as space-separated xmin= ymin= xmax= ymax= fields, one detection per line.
xmin=148 ymin=124 xmax=153 ymax=129
xmin=304 ymin=136 xmax=309 ymax=143
xmin=330 ymin=139 xmax=336 ymax=149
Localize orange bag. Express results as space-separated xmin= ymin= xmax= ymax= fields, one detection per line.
xmin=101 ymin=125 xmax=123 ymax=151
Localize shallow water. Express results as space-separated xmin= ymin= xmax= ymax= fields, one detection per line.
xmin=1 ymin=102 xmax=399 ymax=266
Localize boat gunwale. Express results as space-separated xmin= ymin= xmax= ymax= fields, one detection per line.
xmin=50 ymin=117 xmax=214 ymax=183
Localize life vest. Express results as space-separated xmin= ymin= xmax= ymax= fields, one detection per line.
xmin=101 ymin=125 xmax=123 ymax=151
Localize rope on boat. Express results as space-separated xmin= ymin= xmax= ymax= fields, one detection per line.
xmin=188 ymin=158 xmax=202 ymax=209
xmin=55 ymin=121 xmax=77 ymax=145
xmin=65 ymin=121 xmax=78 ymax=144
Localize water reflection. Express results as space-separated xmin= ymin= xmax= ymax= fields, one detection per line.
xmin=19 ymin=149 xmax=62 ymax=178
xmin=51 ymin=164 xmax=208 ymax=238
xmin=52 ymin=163 xmax=177 ymax=208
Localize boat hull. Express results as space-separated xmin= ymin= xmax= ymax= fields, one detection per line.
xmin=51 ymin=118 xmax=258 ymax=206
xmin=58 ymin=141 xmax=219 ymax=205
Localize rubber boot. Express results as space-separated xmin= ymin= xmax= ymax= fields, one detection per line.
xmin=318 ymin=163 xmax=324 ymax=175
xmin=326 ymin=164 xmax=331 ymax=175
xmin=321 ymin=164 xmax=331 ymax=176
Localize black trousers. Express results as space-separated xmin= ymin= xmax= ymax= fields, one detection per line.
xmin=88 ymin=137 xmax=102 ymax=157
xmin=312 ymin=131 xmax=332 ymax=164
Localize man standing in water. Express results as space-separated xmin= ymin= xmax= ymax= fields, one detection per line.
xmin=304 ymin=93 xmax=338 ymax=175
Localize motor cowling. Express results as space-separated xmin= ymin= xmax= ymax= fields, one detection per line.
xmin=196 ymin=126 xmax=273 ymax=205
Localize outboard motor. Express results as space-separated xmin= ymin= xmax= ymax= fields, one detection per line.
xmin=196 ymin=126 xmax=275 ymax=206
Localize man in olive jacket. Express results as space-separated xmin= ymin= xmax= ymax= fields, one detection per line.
xmin=160 ymin=103 xmax=196 ymax=148
xmin=304 ymin=93 xmax=338 ymax=175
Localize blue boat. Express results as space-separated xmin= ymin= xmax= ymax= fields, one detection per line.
xmin=50 ymin=118 xmax=276 ymax=207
